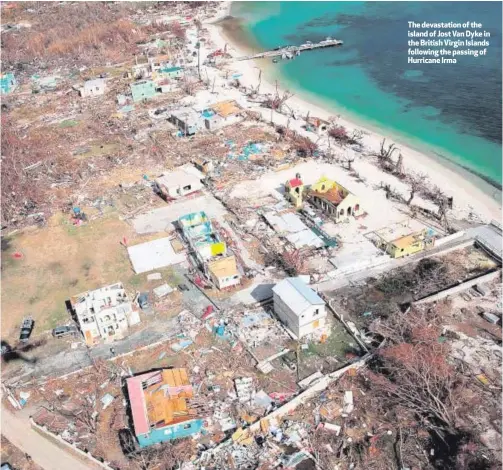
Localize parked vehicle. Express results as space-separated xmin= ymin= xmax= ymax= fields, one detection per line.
xmin=178 ymin=284 xmax=189 ymax=292
xmin=1 ymin=342 xmax=12 ymax=356
xmin=138 ymin=293 xmax=150 ymax=310
xmin=52 ymin=325 xmax=78 ymax=339
xmin=19 ymin=317 xmax=34 ymax=343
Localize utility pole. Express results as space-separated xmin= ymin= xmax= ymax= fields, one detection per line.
xmin=196 ymin=41 xmax=201 ymax=81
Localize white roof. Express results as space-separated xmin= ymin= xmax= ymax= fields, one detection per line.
xmin=84 ymin=78 xmax=105 ymax=89
xmin=128 ymin=237 xmax=186 ymax=274
xmin=286 ymin=229 xmax=324 ymax=249
xmin=263 ymin=211 xmax=308 ymax=234
xmin=171 ymin=107 xmax=201 ymax=124
xmin=374 ymin=219 xmax=426 ymax=243
xmin=273 ymin=277 xmax=325 ymax=316
xmin=156 ymin=165 xmax=204 ymax=188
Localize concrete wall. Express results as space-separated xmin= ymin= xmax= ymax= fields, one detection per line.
xmin=138 ymin=418 xmax=204 ymax=447
xmin=200 ymin=354 xmax=372 ymax=464
xmin=435 ymin=231 xmax=465 ymax=247
xmin=298 ymin=316 xmax=326 ymax=338
xmin=414 ymin=269 xmax=501 ymax=305
xmin=213 ymin=273 xmax=240 ymax=290
xmin=273 ymin=292 xmax=301 ymax=335
xmin=273 ymin=293 xmax=325 ymax=338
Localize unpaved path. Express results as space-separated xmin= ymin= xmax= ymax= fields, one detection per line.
xmin=1 ymin=405 xmax=95 ymax=470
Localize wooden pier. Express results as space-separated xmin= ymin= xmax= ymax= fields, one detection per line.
xmin=235 ymin=39 xmax=343 ymax=62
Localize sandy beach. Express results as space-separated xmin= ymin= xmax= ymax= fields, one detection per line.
xmin=204 ymin=3 xmax=501 ymax=224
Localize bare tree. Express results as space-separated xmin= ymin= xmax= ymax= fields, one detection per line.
xmin=377 ymin=138 xmax=399 ymax=164
xmin=367 ymin=308 xmax=469 ymax=435
xmin=395 ymin=153 xmax=405 ymax=177
xmin=263 ymin=81 xmax=294 ymax=113
xmin=406 ymin=172 xmax=427 ymax=206
xmin=345 ymin=155 xmax=355 ymax=171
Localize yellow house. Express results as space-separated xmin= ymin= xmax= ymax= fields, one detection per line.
xmin=307 ymin=176 xmax=363 ymax=223
xmin=284 ymin=174 xmax=305 ymax=208
xmin=373 ymin=220 xmax=435 ymax=258
xmin=208 ymin=255 xmax=241 ymax=290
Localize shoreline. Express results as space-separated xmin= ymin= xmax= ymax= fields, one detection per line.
xmin=215 ymin=12 xmax=502 ymax=193
xmin=205 ymin=6 xmax=501 ymax=222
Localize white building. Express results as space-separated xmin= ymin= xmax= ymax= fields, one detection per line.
xmin=272 ymin=277 xmax=326 ymax=339
xmin=170 ymin=108 xmax=202 ymax=136
xmin=71 ymin=282 xmax=140 ymax=346
xmin=154 ymin=166 xmax=204 ymax=200
xmin=208 ymin=255 xmax=241 ymax=290
xmin=79 ymin=78 xmax=106 ymax=98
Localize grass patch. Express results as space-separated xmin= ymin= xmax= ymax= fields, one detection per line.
xmin=45 ymin=308 xmax=70 ymax=330
xmin=74 ymin=143 xmax=120 ymax=159
xmin=59 ymin=119 xmax=79 ymax=128
xmin=302 ymin=324 xmax=359 ymax=360
xmin=1 ymin=214 xmax=136 ymax=339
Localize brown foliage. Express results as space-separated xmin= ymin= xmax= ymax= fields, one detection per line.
xmin=1 ymin=3 xmax=162 ymax=67
xmin=282 ymin=249 xmax=306 ymax=275
xmin=169 ymin=21 xmax=186 ymax=40
xmin=292 ymin=134 xmax=318 ymax=157
xmin=328 ymin=125 xmax=348 ymax=141
xmin=368 ymin=309 xmax=467 ymax=432
xmin=1 ymin=116 xmax=48 ymax=223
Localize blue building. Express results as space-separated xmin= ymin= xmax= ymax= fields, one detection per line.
xmin=126 ymin=368 xmax=204 ymax=448
xmin=130 ymin=80 xmax=156 ymax=102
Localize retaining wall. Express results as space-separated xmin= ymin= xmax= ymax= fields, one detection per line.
xmin=434 ymin=231 xmax=465 ymax=247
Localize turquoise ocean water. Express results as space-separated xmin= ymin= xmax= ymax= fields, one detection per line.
xmin=230 ymin=2 xmax=502 ymax=187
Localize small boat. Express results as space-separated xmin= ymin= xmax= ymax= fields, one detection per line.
xmin=272 ymin=58 xmax=279 ymax=63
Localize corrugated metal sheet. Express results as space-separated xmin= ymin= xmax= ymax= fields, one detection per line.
xmin=273 ymin=277 xmax=324 ymax=316
xmin=282 ymin=212 xmax=308 ymax=233
xmin=286 ymin=229 xmax=324 ymax=248
xmin=127 ymin=371 xmax=158 ymax=435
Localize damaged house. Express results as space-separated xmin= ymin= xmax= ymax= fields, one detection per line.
xmin=203 ymin=100 xmax=243 ymax=131
xmin=371 ymin=219 xmax=435 ymax=259
xmin=170 ymin=108 xmax=202 ymax=136
xmin=153 ymin=165 xmax=204 ymax=200
xmin=131 ymin=80 xmax=157 ymax=102
xmin=179 ymin=211 xmax=241 ymax=290
xmin=126 ymin=368 xmax=203 ymax=447
xmin=79 ymin=78 xmax=106 ymax=98
xmin=307 ymin=176 xmax=363 ymax=223
xmin=70 ymin=282 xmax=140 ymax=345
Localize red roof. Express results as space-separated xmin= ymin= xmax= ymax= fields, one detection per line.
xmin=126 ymin=371 xmax=158 ymax=435
xmin=288 ymin=178 xmax=303 ymax=188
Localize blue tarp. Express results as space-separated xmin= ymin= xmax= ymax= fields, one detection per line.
xmin=227 ymin=141 xmax=265 ymax=161
xmin=0 ymin=73 xmax=16 ymax=94
xmin=171 ymin=339 xmax=193 ymax=352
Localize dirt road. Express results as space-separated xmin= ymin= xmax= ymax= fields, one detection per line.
xmin=1 ymin=405 xmax=95 ymax=470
